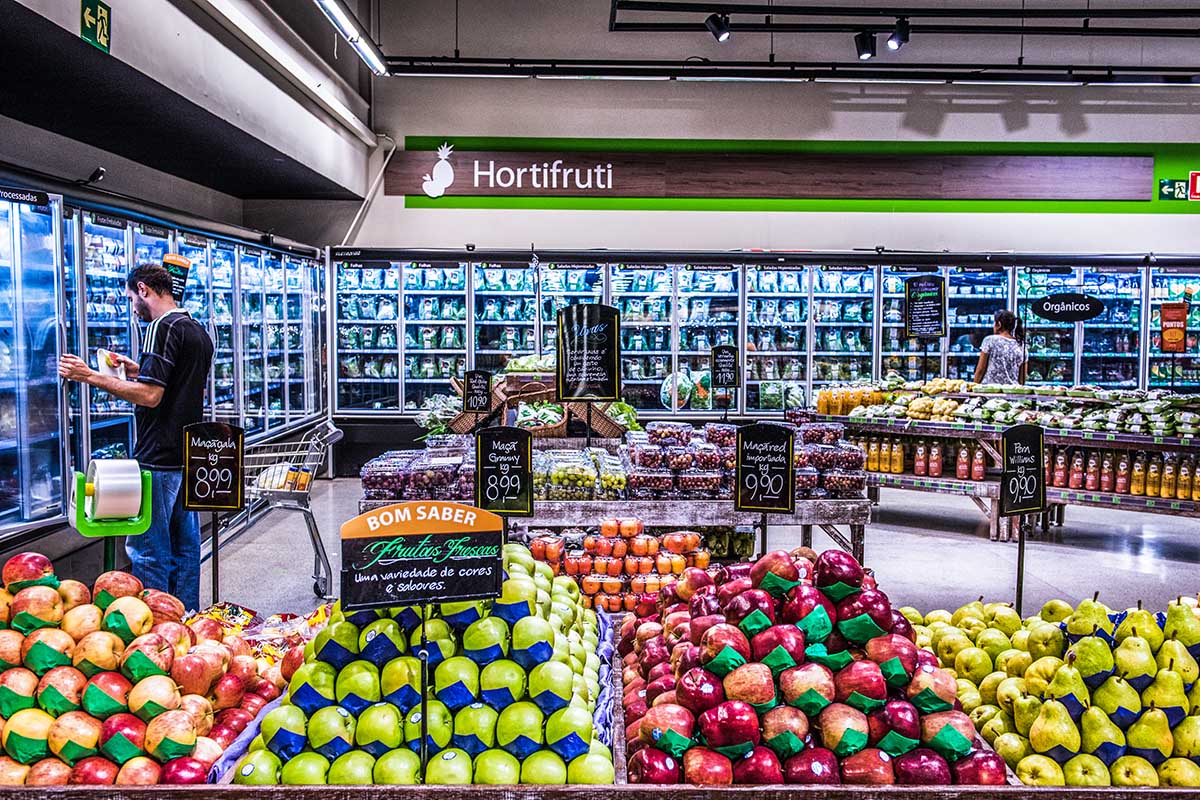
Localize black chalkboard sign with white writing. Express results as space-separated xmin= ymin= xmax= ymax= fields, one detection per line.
xmin=1031 ymin=293 xmax=1105 ymax=323
xmin=711 ymin=345 xmax=740 ymax=389
xmin=464 ymin=370 xmax=493 ymax=413
xmin=182 ymin=422 xmax=244 ymax=512
xmin=1001 ymin=424 xmax=1046 ymax=516
xmin=735 ymin=423 xmax=795 ymax=514
xmin=475 ymin=427 xmax=533 ymax=517
xmin=904 ymin=275 xmax=946 ymax=339
xmin=163 ymin=255 xmax=191 ymax=304
xmin=340 ymin=501 xmax=504 ymax=611
xmin=556 ymin=303 xmax=621 ymax=401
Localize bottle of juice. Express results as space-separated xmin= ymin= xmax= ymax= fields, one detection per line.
xmin=1178 ymin=457 xmax=1193 ymax=501
xmin=957 ymin=443 xmax=971 ymax=479
xmin=1053 ymin=450 xmax=1068 ymax=488
xmin=816 ymin=389 xmax=829 ymax=415
xmin=971 ymin=447 xmax=987 ymax=481
xmin=1161 ymin=455 xmax=1177 ymax=499
xmin=1115 ymin=452 xmax=1131 ymax=494
xmin=928 ymin=441 xmax=943 ymax=477
xmin=890 ymin=439 xmax=905 ymax=474
xmin=913 ymin=441 xmax=928 ymax=477
xmin=1068 ymin=451 xmax=1085 ymax=490
xmin=1130 ymin=453 xmax=1146 ymax=496
xmin=1085 ymin=450 xmax=1100 ymax=491
xmin=867 ymin=439 xmax=880 ymax=472
xmin=1100 ymin=451 xmax=1115 ymax=493
xmin=1147 ymin=454 xmax=1162 ymax=498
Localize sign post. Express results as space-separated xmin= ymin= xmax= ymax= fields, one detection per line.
xmin=904 ymin=274 xmax=946 ymax=384
xmin=556 ymin=303 xmax=621 ymax=446
xmin=182 ymin=423 xmax=245 ymax=604
xmin=711 ymin=345 xmax=740 ymax=421
xmin=1000 ymin=424 xmax=1046 ymax=615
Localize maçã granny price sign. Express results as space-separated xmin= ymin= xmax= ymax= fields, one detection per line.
xmin=340 ymin=501 xmax=503 ymax=611
xmin=475 ymin=426 xmax=533 ymax=516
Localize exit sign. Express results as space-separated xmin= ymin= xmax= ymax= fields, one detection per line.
xmin=1191 ymin=171 xmax=1200 ymax=201
xmin=81 ymin=0 xmax=111 ymax=54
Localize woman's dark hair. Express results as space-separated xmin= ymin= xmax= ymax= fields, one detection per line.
xmin=125 ymin=264 xmax=174 ymax=297
xmin=994 ymin=309 xmax=1024 ymax=344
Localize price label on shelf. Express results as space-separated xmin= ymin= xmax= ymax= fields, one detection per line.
xmin=463 ymin=369 xmax=493 ymax=413
xmin=735 ymin=423 xmax=795 ymax=514
xmin=475 ymin=427 xmax=533 ymax=517
xmin=1000 ymin=424 xmax=1045 ymax=517
xmin=182 ymin=422 xmax=244 ymax=512
xmin=710 ymin=345 xmax=740 ymax=389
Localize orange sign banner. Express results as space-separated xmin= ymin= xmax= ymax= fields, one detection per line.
xmin=341 ymin=501 xmax=502 ymax=540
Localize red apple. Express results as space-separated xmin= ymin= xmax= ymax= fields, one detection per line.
xmin=724 ymin=589 xmax=776 ymax=627
xmin=21 ymin=628 xmax=75 ymax=672
xmin=676 ymin=567 xmax=714 ymax=601
xmin=100 ymin=712 xmax=146 ymax=755
xmin=676 ymin=668 xmax=725 ymax=716
xmin=68 ymin=755 xmax=119 ymax=785
xmin=919 ymin=710 xmax=976 ymax=748
xmin=86 ymin=672 xmax=134 ymax=717
xmin=145 ymin=710 xmax=197 ymax=762
xmin=159 ymin=757 xmax=208 ymax=784
xmin=254 ymin=680 xmax=281 ymax=702
xmin=115 ymin=755 xmax=160 ymax=785
xmin=834 ymin=660 xmax=887 ymax=705
xmin=817 ymin=703 xmax=869 ymax=754
xmin=836 ymin=589 xmax=893 ymax=632
xmin=92 ymin=572 xmax=143 ymax=606
xmin=128 ymin=674 xmax=181 ymax=719
xmin=784 ymin=747 xmax=841 ymax=784
xmin=190 ymin=736 xmax=223 ymax=770
xmin=688 ymin=589 xmax=721 ymax=618
xmin=210 ymin=673 xmax=245 ymax=711
xmin=186 ymin=617 xmax=223 ymax=643
xmin=698 ymin=701 xmax=760 ymax=750
xmin=635 ymin=622 xmax=664 ymax=645
xmin=206 ymin=724 xmax=238 ymax=749
xmin=215 ymin=706 xmax=254 ymax=734
xmin=0 ymin=666 xmax=39 ymax=702
xmin=239 ymin=693 xmax=267 ymax=717
xmin=628 ymin=747 xmax=680 ymax=784
xmin=151 ymin=622 xmax=194 ymax=658
xmin=683 ymin=746 xmax=733 ymax=785
xmin=48 ymin=711 xmax=102 ymax=762
xmin=0 ymin=755 xmax=29 ymax=784
xmin=0 ymin=629 xmax=23 ymax=667
xmin=732 ymin=745 xmax=783 ymax=785
xmin=653 ymin=690 xmax=678 ymax=707
xmin=716 ymin=577 xmax=752 ymax=608
xmin=813 ymin=550 xmax=864 ymax=591
xmin=894 ymin=747 xmax=952 ymax=785
xmin=751 ymin=624 xmax=806 ymax=664
xmin=61 ymin=604 xmax=103 ymax=642
xmin=228 ymin=654 xmax=257 ymax=685
xmin=689 ymin=615 xmax=726 ymax=647
xmin=722 ymin=662 xmax=776 ymax=706
xmin=716 ymin=562 xmax=752 ymax=584
xmin=26 ymin=757 xmax=72 ymax=786
xmin=12 ymin=586 xmax=64 ymax=629
xmin=699 ymin=624 xmax=751 ymax=665
xmin=952 ymin=750 xmax=1008 ymax=785
xmin=865 ymin=633 xmax=919 ymax=677
xmin=779 ymin=584 xmax=837 ymax=625
xmin=639 ymin=703 xmax=694 ymax=748
xmin=645 ymin=675 xmax=676 ymax=706
xmin=751 ymin=550 xmax=800 ymax=588
xmin=779 ymin=662 xmax=835 ymax=707
xmin=761 ymin=705 xmax=810 ymax=743
xmin=222 ymin=635 xmax=250 ymax=659
xmin=907 ymin=665 xmax=958 ymax=709
xmin=279 ymin=645 xmax=305 ymax=682
xmin=3 ymin=552 xmax=54 ymax=590
xmin=890 ymin=611 xmax=917 ymax=642
xmin=72 ymin=632 xmax=124 ymax=674
xmin=120 ymin=633 xmax=174 ymax=678
xmin=868 ymin=699 xmax=921 ymax=744
xmin=170 ymin=654 xmax=213 ymax=698
xmin=841 ymin=748 xmax=895 ymax=785
xmin=179 ymin=694 xmax=214 ymax=737
xmin=141 ymin=590 xmax=185 ymax=626
xmin=37 ymin=665 xmax=87 ymax=708
xmin=56 ymin=581 xmax=91 ymax=613
xmin=916 ymin=649 xmax=940 ymax=671
xmin=624 ymin=694 xmax=648 ymax=724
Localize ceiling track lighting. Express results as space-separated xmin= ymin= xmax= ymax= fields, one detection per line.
xmin=854 ymin=30 xmax=876 ymax=60
xmin=888 ymin=18 xmax=910 ymax=50
xmin=704 ymin=13 xmax=731 ymax=42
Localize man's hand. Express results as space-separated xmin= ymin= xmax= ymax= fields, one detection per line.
xmin=58 ymin=355 xmax=96 ymax=384
xmin=108 ymin=352 xmax=140 ymax=379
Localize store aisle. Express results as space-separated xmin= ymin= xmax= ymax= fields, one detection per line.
xmin=202 ymin=480 xmax=1200 ymax=618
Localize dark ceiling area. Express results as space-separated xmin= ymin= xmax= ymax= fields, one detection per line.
xmin=0 ymin=0 xmax=359 ymax=200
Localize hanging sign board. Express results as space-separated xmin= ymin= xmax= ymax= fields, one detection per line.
xmin=1000 ymin=424 xmax=1046 ymax=517
xmin=463 ymin=370 xmax=493 ymax=413
xmin=1031 ymin=293 xmax=1106 ymax=323
xmin=1161 ymin=302 xmax=1189 ymax=354
xmin=162 ymin=254 xmax=191 ymax=304
xmin=711 ymin=345 xmax=740 ymax=389
xmin=735 ymin=423 xmax=795 ymax=514
xmin=340 ymin=501 xmax=504 ymax=611
xmin=182 ymin=422 xmax=244 ymax=512
xmin=0 ymin=186 xmax=50 ymax=207
xmin=904 ymin=275 xmax=947 ymax=339
xmin=556 ymin=303 xmax=621 ymax=401
xmin=475 ymin=427 xmax=533 ymax=517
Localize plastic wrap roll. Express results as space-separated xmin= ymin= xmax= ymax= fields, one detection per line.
xmin=86 ymin=460 xmax=144 ymax=519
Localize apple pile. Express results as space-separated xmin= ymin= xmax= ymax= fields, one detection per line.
xmin=0 ymin=552 xmax=283 ymax=787
xmin=619 ymin=548 xmax=1007 ymax=786
xmin=908 ymin=593 xmax=1200 ymax=788
xmin=231 ymin=543 xmax=615 ymax=785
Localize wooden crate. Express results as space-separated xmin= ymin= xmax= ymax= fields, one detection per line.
xmin=566 ymin=401 xmax=627 ymax=439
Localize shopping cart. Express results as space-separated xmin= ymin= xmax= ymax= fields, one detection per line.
xmin=220 ymin=420 xmax=343 ymax=599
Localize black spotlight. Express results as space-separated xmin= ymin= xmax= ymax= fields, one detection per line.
xmin=854 ymin=30 xmax=876 ymax=60
xmin=705 ymin=13 xmax=731 ymax=43
xmin=888 ymin=18 xmax=910 ymax=51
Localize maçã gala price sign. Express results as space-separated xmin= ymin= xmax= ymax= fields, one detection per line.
xmin=340 ymin=501 xmax=504 ymax=611
xmin=182 ymin=422 xmax=244 ymax=512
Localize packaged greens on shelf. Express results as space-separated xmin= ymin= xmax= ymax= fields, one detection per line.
xmin=515 ymin=401 xmax=565 ymax=430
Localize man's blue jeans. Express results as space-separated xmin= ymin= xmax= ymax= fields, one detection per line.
xmin=126 ymin=469 xmax=200 ymax=611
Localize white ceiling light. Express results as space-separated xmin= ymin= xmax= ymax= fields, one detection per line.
xmin=314 ymin=0 xmax=389 ymax=76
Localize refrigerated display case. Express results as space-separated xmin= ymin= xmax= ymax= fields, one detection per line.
xmin=946 ymin=266 xmax=1010 ymax=381
xmin=746 ymin=265 xmax=807 ymax=412
xmin=81 ymin=211 xmax=134 ymax=459
xmin=240 ymin=249 xmax=266 ymax=435
xmin=677 ymin=264 xmax=738 ymax=413
xmin=132 ymin=222 xmax=171 ymax=268
xmin=537 ymin=262 xmax=603 ymax=360
xmin=210 ymin=243 xmax=238 ymax=426
xmin=611 ymin=263 xmax=673 ymax=410
xmin=285 ymin=255 xmax=319 ymax=422
xmin=1149 ymin=266 xmax=1200 ymax=392
xmin=1079 ymin=266 xmax=1140 ymax=388
xmin=1018 ymin=266 xmax=1077 ymax=386
xmin=335 ymin=259 xmax=399 ymax=412
xmin=880 ymin=266 xmax=944 ymax=382
xmin=474 ymin=261 xmax=535 ymax=374
xmin=263 ymin=253 xmax=287 ymax=430
xmin=811 ymin=265 xmax=873 ymax=389
xmin=403 ymin=261 xmax=466 ymax=410
xmin=176 ymin=235 xmax=213 ymax=415
xmin=62 ymin=208 xmax=84 ymax=470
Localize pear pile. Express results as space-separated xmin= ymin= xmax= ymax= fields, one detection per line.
xmin=231 ymin=544 xmax=615 ymax=786
xmin=900 ymin=594 xmax=1200 ymax=788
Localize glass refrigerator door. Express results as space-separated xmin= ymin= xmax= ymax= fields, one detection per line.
xmin=746 ymin=266 xmax=807 ymax=412
xmin=62 ymin=209 xmax=85 ymax=470
xmin=82 ymin=212 xmax=133 ymax=459
xmin=1018 ymin=267 xmax=1078 ymax=386
xmin=240 ymin=250 xmax=266 ymax=435
xmin=210 ymin=244 xmax=238 ymax=426
xmin=1080 ymin=267 xmax=1140 ymax=388
xmin=811 ymin=266 xmax=874 ymax=388
xmin=473 ymin=261 xmax=536 ymax=373
xmin=262 ymin=253 xmax=287 ymax=429
xmin=402 ymin=261 xmax=466 ymax=410
xmin=946 ymin=267 xmax=1010 ymax=381
xmin=132 ymin=223 xmax=171 ymax=266
xmin=611 ymin=263 xmax=674 ymax=411
xmin=176 ymin=237 xmax=212 ymax=416
xmin=336 ymin=260 xmax=399 ymax=412
xmin=284 ymin=256 xmax=312 ymax=421
xmin=879 ymin=267 xmax=945 ymax=382
xmin=1149 ymin=267 xmax=1200 ymax=392
xmin=0 ymin=199 xmax=64 ymax=525
xmin=677 ymin=264 xmax=739 ymax=413
xmin=537 ymin=262 xmax=604 ymax=359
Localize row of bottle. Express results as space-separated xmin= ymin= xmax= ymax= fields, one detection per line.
xmin=853 ymin=438 xmax=990 ymax=482
xmin=816 ymin=386 xmax=887 ymax=416
xmin=1048 ymin=448 xmax=1199 ymax=501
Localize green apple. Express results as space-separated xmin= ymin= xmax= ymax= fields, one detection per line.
xmin=463 ymin=617 xmax=510 ymax=664
xmin=381 ymin=656 xmax=424 ymax=711
xmin=233 ymin=750 xmax=281 ymax=785
xmin=248 ymin=735 xmax=264 ymax=752
xmin=521 ymin=749 xmax=567 ymax=784
xmin=528 ymin=661 xmax=574 ymax=714
xmin=480 ymin=660 xmax=527 ymax=710
xmin=496 ymin=701 xmax=544 ymax=759
xmin=410 ymin=619 xmax=453 ymax=648
xmin=405 ymin=699 xmax=454 ymax=754
xmin=335 ymin=660 xmax=381 ymax=714
xmin=435 ymin=656 xmax=480 ymax=711
xmin=512 ymin=616 xmax=555 ymax=670
xmin=313 ymin=620 xmax=361 ymax=669
xmin=568 ymin=752 xmax=614 ymax=784
xmin=426 ymin=747 xmax=473 ymax=784
xmin=454 ymin=702 xmax=499 ymax=756
xmin=589 ymin=740 xmax=612 ymax=759
xmin=307 ymin=705 xmax=356 ymax=760
xmin=497 ymin=577 xmax=538 ymax=620
xmin=440 ymin=601 xmax=483 ymax=629
xmin=504 ymin=544 xmax=536 ymax=573
xmin=545 ymin=706 xmax=594 ymax=761
xmin=1110 ymin=755 xmax=1160 ymax=787
xmin=373 ymin=749 xmax=422 ymax=785
xmin=355 ymin=702 xmax=404 ymax=757
xmin=328 ymin=750 xmax=375 ymax=785
xmin=358 ymin=618 xmax=407 ymax=666
xmin=261 ymin=704 xmax=308 ymax=761
xmin=281 ymin=752 xmax=330 ymax=785
xmin=287 ymin=661 xmax=337 ymax=716
xmin=1016 ymin=754 xmax=1065 ymax=786
xmin=474 ymin=749 xmax=521 ymax=785
xmin=552 ymin=575 xmax=580 ymax=602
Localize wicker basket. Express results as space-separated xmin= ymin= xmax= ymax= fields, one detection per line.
xmin=520 ymin=415 xmax=568 ymax=438
xmin=447 ymin=412 xmax=486 ymax=434
xmin=566 ymin=401 xmax=627 ymax=439
xmin=507 ymin=380 xmax=557 ymax=408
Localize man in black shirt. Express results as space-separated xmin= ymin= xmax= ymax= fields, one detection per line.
xmin=59 ymin=264 xmax=214 ymax=610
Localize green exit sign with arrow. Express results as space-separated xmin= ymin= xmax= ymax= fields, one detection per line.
xmin=81 ymin=0 xmax=111 ymax=54
xmin=1160 ymin=178 xmax=1190 ymax=201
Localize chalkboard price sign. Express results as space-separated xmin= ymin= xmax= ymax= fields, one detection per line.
xmin=340 ymin=501 xmax=504 ymax=611
xmin=475 ymin=427 xmax=533 ymax=517
xmin=904 ymin=275 xmax=946 ymax=339
xmin=182 ymin=422 xmax=244 ymax=512
xmin=1001 ymin=424 xmax=1045 ymax=516
xmin=735 ymin=423 xmax=795 ymax=514
xmin=464 ymin=370 xmax=493 ymax=412
xmin=163 ymin=254 xmax=191 ymax=303
xmin=556 ymin=303 xmax=621 ymax=401
xmin=711 ymin=345 xmax=740 ymax=389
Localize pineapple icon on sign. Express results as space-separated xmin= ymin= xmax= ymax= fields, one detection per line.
xmin=421 ymin=143 xmax=455 ymax=198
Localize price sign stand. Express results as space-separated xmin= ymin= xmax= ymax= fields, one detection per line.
xmin=1000 ymin=424 xmax=1046 ymax=614
xmin=182 ymin=423 xmax=245 ymax=604
xmin=904 ymin=275 xmax=946 ymax=384
xmin=711 ymin=345 xmax=740 ymax=423
xmin=556 ymin=303 xmax=621 ymax=448
xmin=476 ymin=427 xmax=534 ymax=548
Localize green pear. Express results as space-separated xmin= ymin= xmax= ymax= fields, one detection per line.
xmin=1092 ymin=675 xmax=1142 ymax=729
xmin=955 ymin=647 xmax=994 ymax=685
xmin=959 ymin=617 xmax=987 ymax=642
xmin=1126 ymin=706 xmax=1174 ymax=765
xmin=1063 ymin=753 xmax=1111 ymax=786
xmin=951 ymin=598 xmax=986 ymax=627
xmin=993 ymin=732 xmax=1032 ymax=768
xmin=1028 ymin=624 xmax=1066 ymax=661
xmin=1115 ymin=603 xmax=1164 ymax=652
xmin=976 ymin=629 xmax=1013 ymax=662
xmin=1066 ymin=593 xmax=1114 ymax=638
xmin=924 ymin=609 xmax=952 ymax=626
xmin=981 ymin=711 xmax=1016 ymax=745
xmin=997 ymin=649 xmax=1033 ymax=678
xmin=996 ymin=677 xmax=1027 ymax=715
xmin=1016 ymin=754 xmax=1065 ymax=785
xmin=978 ymin=671 xmax=1008 ymax=706
xmin=1046 ymin=652 xmax=1091 ymax=720
xmin=970 ymin=704 xmax=1001 ymax=729
xmin=936 ymin=632 xmax=974 ymax=668
xmin=1113 ymin=631 xmax=1159 ymax=691
xmin=930 ymin=624 xmax=964 ymax=651
xmin=957 ymin=680 xmax=983 ymax=713
xmin=1141 ymin=663 xmax=1190 ymax=727
xmin=1041 ymin=599 xmax=1074 ymax=624
xmin=1157 ymin=639 xmax=1200 ymax=686
xmin=1110 ymin=755 xmax=1160 ymax=787
xmin=1068 ymin=634 xmax=1115 ymax=690
xmin=1158 ymin=757 xmax=1200 ymax=787
xmin=1024 ymin=656 xmax=1066 ymax=699
xmin=986 ymin=604 xmax=1023 ymax=637
xmin=1164 ymin=600 xmax=1200 ymax=653
xmin=1189 ymin=678 xmax=1200 ymax=711
xmin=1171 ymin=714 xmax=1200 ymax=759
xmin=1013 ymin=693 xmax=1043 ymax=737
xmin=1011 ymin=629 xmax=1031 ymax=652
xmin=1030 ymin=698 xmax=1081 ymax=763
xmin=1081 ymin=706 xmax=1126 ymax=766
xmin=899 ymin=606 xmax=923 ymax=625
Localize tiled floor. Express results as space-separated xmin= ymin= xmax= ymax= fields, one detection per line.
xmin=201 ymin=479 xmax=1200 ymax=619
